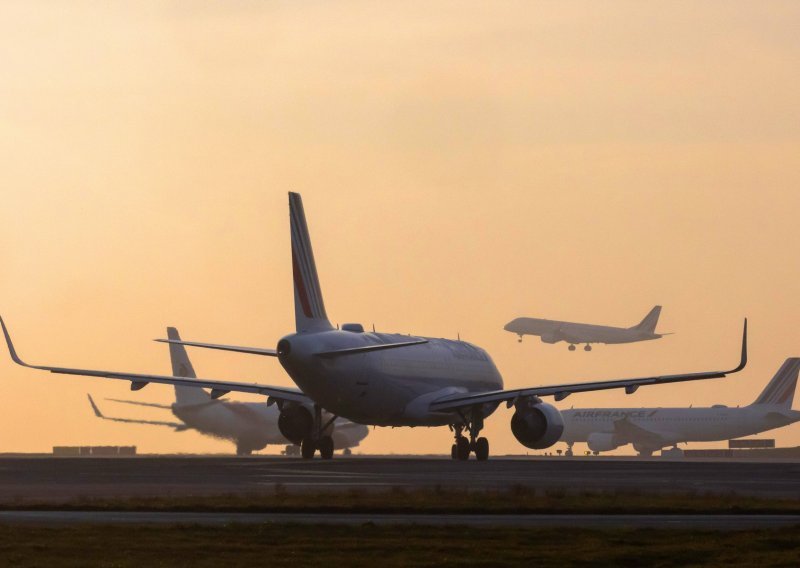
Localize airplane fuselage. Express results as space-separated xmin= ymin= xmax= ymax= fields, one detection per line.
xmin=172 ymin=399 xmax=369 ymax=451
xmin=505 ymin=318 xmax=660 ymax=345
xmin=278 ymin=330 xmax=504 ymax=426
xmin=560 ymin=405 xmax=800 ymax=449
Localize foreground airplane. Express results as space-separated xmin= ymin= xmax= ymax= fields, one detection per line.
xmin=505 ymin=306 xmax=666 ymax=351
xmin=87 ymin=327 xmax=368 ymax=456
xmin=0 ymin=193 xmax=748 ymax=461
xmin=560 ymin=358 xmax=800 ymax=456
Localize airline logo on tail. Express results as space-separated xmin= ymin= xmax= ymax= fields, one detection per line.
xmin=753 ymin=358 xmax=800 ymax=407
xmin=289 ymin=193 xmax=330 ymax=330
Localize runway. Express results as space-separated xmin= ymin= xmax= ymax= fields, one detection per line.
xmin=0 ymin=456 xmax=798 ymax=501
xmin=0 ymin=511 xmax=797 ymax=529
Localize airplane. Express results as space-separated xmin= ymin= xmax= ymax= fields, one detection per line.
xmin=559 ymin=358 xmax=800 ymax=457
xmin=504 ymin=306 xmax=666 ymax=351
xmin=86 ymin=327 xmax=369 ymax=456
xmin=0 ymin=192 xmax=748 ymax=461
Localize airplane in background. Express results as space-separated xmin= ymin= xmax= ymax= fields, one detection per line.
xmin=0 ymin=193 xmax=748 ymax=461
xmin=560 ymin=358 xmax=800 ymax=456
xmin=504 ymin=306 xmax=666 ymax=351
xmin=87 ymin=327 xmax=369 ymax=456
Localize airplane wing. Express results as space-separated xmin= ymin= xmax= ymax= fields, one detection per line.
xmin=105 ymin=398 xmax=174 ymax=410
xmin=611 ymin=416 xmax=665 ymax=447
xmin=1 ymin=316 xmax=311 ymax=405
xmin=87 ymin=395 xmax=188 ymax=430
xmin=106 ymin=398 xmax=225 ymax=410
xmin=429 ymin=320 xmax=747 ymax=412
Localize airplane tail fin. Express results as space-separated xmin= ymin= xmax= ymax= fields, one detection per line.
xmin=167 ymin=327 xmax=211 ymax=406
xmin=289 ymin=192 xmax=333 ymax=333
xmin=752 ymin=358 xmax=800 ymax=409
xmin=631 ymin=306 xmax=661 ymax=333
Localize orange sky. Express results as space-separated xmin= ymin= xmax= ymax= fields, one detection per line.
xmin=0 ymin=2 xmax=798 ymax=455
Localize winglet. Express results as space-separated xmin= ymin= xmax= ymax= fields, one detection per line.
xmin=87 ymin=394 xmax=104 ymax=418
xmin=732 ymin=318 xmax=748 ymax=374
xmin=0 ymin=315 xmax=33 ymax=368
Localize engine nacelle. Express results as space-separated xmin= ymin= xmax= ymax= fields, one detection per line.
xmin=587 ymin=432 xmax=618 ymax=453
xmin=539 ymin=333 xmax=559 ymax=344
xmin=277 ymin=405 xmax=313 ymax=445
xmin=510 ymin=401 xmax=564 ymax=450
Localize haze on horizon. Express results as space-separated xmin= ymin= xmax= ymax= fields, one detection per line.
xmin=0 ymin=1 xmax=798 ymax=455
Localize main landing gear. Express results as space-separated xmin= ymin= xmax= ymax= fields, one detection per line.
xmin=568 ymin=344 xmax=576 ymax=351
xmin=584 ymin=344 xmax=592 ymax=351
xmin=565 ymin=443 xmax=574 ymax=457
xmin=235 ymin=444 xmax=253 ymax=456
xmin=450 ymin=407 xmax=489 ymax=461
xmin=301 ymin=404 xmax=337 ymax=460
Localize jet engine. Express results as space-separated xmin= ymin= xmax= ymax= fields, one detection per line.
xmin=277 ymin=405 xmax=313 ymax=445
xmin=510 ymin=400 xmax=564 ymax=450
xmin=539 ymin=334 xmax=559 ymax=344
xmin=586 ymin=432 xmax=618 ymax=453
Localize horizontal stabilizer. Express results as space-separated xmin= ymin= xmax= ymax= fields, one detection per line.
xmin=154 ymin=338 xmax=278 ymax=357
xmin=314 ymin=339 xmax=428 ymax=359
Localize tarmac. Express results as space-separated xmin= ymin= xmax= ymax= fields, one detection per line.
xmin=0 ymin=455 xmax=798 ymax=501
xmin=0 ymin=511 xmax=798 ymax=529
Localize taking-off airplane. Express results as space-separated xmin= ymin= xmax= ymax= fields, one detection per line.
xmin=1 ymin=193 xmax=748 ymax=460
xmin=504 ymin=306 xmax=666 ymax=351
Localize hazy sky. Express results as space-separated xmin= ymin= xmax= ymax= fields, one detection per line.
xmin=1 ymin=2 xmax=798 ymax=455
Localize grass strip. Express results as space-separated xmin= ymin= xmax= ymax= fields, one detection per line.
xmin=0 ymin=523 xmax=798 ymax=567
xmin=2 ymin=486 xmax=798 ymax=515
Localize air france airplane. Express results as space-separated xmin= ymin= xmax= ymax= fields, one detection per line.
xmin=504 ymin=306 xmax=665 ymax=351
xmin=1 ymin=193 xmax=748 ymax=461
xmin=87 ymin=327 xmax=368 ymax=456
xmin=560 ymin=358 xmax=800 ymax=456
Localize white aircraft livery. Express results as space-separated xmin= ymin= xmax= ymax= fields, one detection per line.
xmin=560 ymin=358 xmax=800 ymax=456
xmin=505 ymin=306 xmax=665 ymax=351
xmin=1 ymin=192 xmax=748 ymax=460
xmin=87 ymin=327 xmax=368 ymax=456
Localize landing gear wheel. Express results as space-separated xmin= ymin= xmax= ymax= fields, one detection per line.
xmin=568 ymin=344 xmax=576 ymax=351
xmin=474 ymin=437 xmax=489 ymax=461
xmin=301 ymin=437 xmax=316 ymax=459
xmin=584 ymin=344 xmax=592 ymax=351
xmin=319 ymin=436 xmax=334 ymax=460
xmin=343 ymin=448 xmax=352 ymax=456
xmin=456 ymin=436 xmax=471 ymax=461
